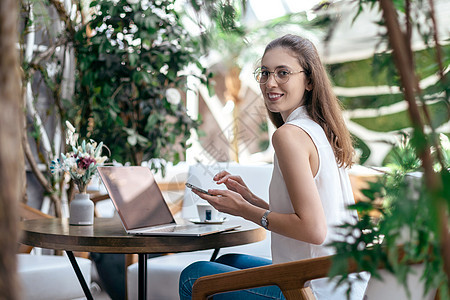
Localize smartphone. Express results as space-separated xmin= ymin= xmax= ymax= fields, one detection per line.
xmin=185 ymin=182 xmax=213 ymax=196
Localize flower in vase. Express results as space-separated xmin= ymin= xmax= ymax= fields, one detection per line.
xmin=51 ymin=121 xmax=109 ymax=193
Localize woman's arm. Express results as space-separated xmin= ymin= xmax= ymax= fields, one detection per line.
xmin=266 ymin=124 xmax=327 ymax=244
xmin=193 ymin=124 xmax=327 ymax=245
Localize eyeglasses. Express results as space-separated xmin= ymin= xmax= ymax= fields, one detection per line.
xmin=254 ymin=67 xmax=305 ymax=84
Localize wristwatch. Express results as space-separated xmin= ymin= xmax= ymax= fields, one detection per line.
xmin=261 ymin=210 xmax=271 ymax=229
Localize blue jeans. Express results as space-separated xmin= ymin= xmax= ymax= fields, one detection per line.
xmin=179 ymin=254 xmax=285 ymax=299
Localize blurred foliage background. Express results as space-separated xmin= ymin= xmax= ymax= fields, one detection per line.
xmin=18 ymin=0 xmax=449 ymax=296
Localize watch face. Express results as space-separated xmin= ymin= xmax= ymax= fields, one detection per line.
xmin=261 ymin=216 xmax=268 ymax=228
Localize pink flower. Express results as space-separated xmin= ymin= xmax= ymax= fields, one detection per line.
xmin=77 ymin=156 xmax=97 ymax=169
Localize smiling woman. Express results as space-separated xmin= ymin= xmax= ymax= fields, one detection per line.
xmin=179 ymin=34 xmax=369 ymax=300
xmin=258 ymin=47 xmax=311 ymax=120
xmin=0 ymin=0 xmax=22 ymax=299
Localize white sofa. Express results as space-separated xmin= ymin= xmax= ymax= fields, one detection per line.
xmin=17 ymin=253 xmax=92 ymax=300
xmin=365 ymin=264 xmax=436 ymax=300
xmin=127 ymin=162 xmax=274 ymax=300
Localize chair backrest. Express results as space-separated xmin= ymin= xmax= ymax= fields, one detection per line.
xmin=18 ymin=203 xmax=52 ymax=253
xmin=192 ymin=253 xmax=438 ymax=300
xmin=182 ymin=162 xmax=274 ymax=220
xmin=19 ymin=203 xmax=52 ymax=221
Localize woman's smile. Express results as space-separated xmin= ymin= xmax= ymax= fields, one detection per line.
xmin=267 ymin=92 xmax=284 ymax=101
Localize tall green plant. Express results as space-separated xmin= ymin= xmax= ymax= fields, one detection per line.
xmin=330 ymin=133 xmax=449 ymax=298
xmin=326 ymin=0 xmax=450 ymax=298
xmin=19 ymin=0 xmax=210 ymax=216
xmin=72 ymin=0 xmax=205 ymax=166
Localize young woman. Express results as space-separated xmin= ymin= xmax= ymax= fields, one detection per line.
xmin=179 ymin=34 xmax=369 ymax=299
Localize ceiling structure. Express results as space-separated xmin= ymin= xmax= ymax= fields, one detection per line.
xmin=244 ymin=0 xmax=450 ymax=64
xmin=186 ymin=0 xmax=449 ymax=165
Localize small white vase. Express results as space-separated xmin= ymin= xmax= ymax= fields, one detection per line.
xmin=69 ymin=193 xmax=94 ymax=225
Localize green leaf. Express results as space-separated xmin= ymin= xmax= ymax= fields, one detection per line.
xmin=127 ymin=135 xmax=137 ymax=146
xmin=129 ymin=52 xmax=139 ymax=67
xmin=94 ymin=142 xmax=103 ymax=156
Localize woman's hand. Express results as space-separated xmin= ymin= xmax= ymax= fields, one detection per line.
xmin=191 ymin=188 xmax=250 ymax=217
xmin=213 ymin=171 xmax=255 ymax=204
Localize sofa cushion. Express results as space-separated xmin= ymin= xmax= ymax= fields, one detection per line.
xmin=17 ymin=253 xmax=91 ymax=300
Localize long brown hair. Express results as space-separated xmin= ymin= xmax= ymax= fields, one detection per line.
xmin=263 ymin=34 xmax=354 ymax=168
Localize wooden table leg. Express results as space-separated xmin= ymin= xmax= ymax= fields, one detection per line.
xmin=138 ymin=253 xmax=148 ymax=300
xmin=66 ymin=251 xmax=94 ymax=300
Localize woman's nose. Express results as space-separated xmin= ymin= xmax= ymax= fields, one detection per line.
xmin=265 ymin=73 xmax=278 ymax=87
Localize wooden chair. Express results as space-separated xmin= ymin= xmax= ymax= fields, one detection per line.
xmin=192 ymin=255 xmax=334 ymax=300
xmin=192 ymin=252 xmax=438 ymax=300
xmin=18 ymin=203 xmax=53 ymax=253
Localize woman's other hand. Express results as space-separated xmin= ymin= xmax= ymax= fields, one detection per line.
xmin=212 ymin=170 xmax=269 ymax=210
xmin=213 ymin=171 xmax=254 ymax=203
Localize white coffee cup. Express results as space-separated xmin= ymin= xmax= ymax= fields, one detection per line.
xmin=196 ymin=203 xmax=219 ymax=222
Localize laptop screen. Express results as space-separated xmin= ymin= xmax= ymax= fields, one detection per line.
xmin=97 ymin=166 xmax=175 ymax=230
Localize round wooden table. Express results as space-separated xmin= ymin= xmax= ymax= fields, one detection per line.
xmin=20 ymin=217 xmax=266 ymax=300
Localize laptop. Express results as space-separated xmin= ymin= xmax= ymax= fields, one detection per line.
xmin=97 ymin=166 xmax=240 ymax=236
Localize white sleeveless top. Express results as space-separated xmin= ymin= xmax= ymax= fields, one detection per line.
xmin=269 ymin=106 xmax=369 ymax=299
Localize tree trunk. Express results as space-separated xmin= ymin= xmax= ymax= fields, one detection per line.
xmin=0 ymin=0 xmax=24 ymax=298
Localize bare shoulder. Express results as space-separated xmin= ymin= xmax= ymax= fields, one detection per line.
xmin=272 ymin=124 xmax=314 ymax=152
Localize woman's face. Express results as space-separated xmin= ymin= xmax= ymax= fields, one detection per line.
xmin=259 ymin=47 xmax=310 ymax=121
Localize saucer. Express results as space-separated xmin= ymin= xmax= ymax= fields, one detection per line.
xmin=189 ymin=217 xmax=226 ymax=225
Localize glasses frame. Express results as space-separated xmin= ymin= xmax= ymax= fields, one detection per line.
xmin=253 ymin=67 xmax=305 ymax=84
